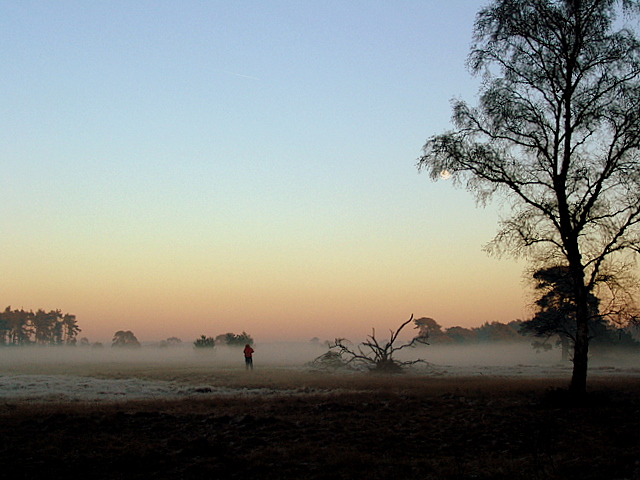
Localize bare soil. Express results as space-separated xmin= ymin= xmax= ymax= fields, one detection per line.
xmin=1 ymin=371 xmax=639 ymax=479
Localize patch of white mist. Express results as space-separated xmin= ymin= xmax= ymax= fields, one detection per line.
xmin=397 ymin=343 xmax=640 ymax=377
xmin=0 ymin=342 xmax=638 ymax=403
xmin=0 ymin=341 xmax=329 ymax=368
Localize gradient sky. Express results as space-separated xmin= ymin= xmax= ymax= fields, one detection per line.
xmin=0 ymin=0 xmax=531 ymax=344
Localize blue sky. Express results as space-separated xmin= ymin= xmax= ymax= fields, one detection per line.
xmin=0 ymin=1 xmax=529 ymax=343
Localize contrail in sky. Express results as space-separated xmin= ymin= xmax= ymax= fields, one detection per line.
xmin=220 ymin=69 xmax=259 ymax=80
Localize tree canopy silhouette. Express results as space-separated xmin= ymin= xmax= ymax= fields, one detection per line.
xmin=111 ymin=330 xmax=141 ymax=348
xmin=215 ymin=331 xmax=254 ymax=347
xmin=418 ymin=0 xmax=640 ymax=395
xmin=521 ymin=266 xmax=600 ymax=360
xmin=0 ymin=307 xmax=80 ymax=346
xmin=193 ymin=335 xmax=216 ymax=349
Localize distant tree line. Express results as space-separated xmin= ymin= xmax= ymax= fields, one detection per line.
xmin=158 ymin=337 xmax=182 ymax=348
xmin=414 ymin=317 xmax=639 ymax=357
xmin=0 ymin=306 xmax=80 ymax=346
xmin=414 ymin=318 xmax=526 ymax=345
xmin=194 ymin=331 xmax=254 ymax=349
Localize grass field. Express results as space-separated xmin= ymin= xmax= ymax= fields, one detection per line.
xmin=0 ymin=347 xmax=639 ymax=479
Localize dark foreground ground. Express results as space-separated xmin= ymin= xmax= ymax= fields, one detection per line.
xmin=1 ymin=375 xmax=639 ymax=480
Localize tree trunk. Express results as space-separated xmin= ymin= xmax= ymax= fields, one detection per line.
xmin=565 ymin=236 xmax=590 ymax=395
xmin=569 ymin=287 xmax=590 ymax=395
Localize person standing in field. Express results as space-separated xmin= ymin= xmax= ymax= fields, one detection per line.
xmin=243 ymin=343 xmax=254 ymax=370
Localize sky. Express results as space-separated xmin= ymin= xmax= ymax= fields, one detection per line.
xmin=0 ymin=0 xmax=531 ymax=344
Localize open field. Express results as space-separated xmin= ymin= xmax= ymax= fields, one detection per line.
xmin=0 ymin=345 xmax=639 ymax=479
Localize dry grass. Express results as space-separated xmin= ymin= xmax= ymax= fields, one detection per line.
xmin=0 ymin=366 xmax=639 ymax=479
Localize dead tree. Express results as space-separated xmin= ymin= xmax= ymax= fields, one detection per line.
xmin=329 ymin=314 xmax=429 ymax=373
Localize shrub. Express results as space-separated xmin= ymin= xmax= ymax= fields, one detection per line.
xmin=193 ymin=335 xmax=215 ymax=349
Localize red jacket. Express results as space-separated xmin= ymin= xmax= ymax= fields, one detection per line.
xmin=243 ymin=345 xmax=254 ymax=358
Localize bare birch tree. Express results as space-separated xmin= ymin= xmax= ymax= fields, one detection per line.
xmin=418 ymin=0 xmax=640 ymax=394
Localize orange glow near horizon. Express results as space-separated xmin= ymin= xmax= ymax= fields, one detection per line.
xmin=0 ymin=1 xmax=528 ymax=346
xmin=1 ymin=238 xmax=528 ymax=344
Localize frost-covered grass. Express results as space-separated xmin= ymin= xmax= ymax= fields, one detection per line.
xmin=0 ymin=343 xmax=637 ymax=403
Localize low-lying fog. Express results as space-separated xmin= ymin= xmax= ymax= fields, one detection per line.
xmin=1 ymin=341 xmax=637 ymax=368
xmin=0 ymin=342 xmax=637 ymax=402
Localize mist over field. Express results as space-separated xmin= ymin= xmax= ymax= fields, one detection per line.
xmin=1 ymin=341 xmax=639 ymax=371
xmin=0 ymin=342 xmax=638 ymax=403
xmin=0 ymin=342 xmax=328 ymax=368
